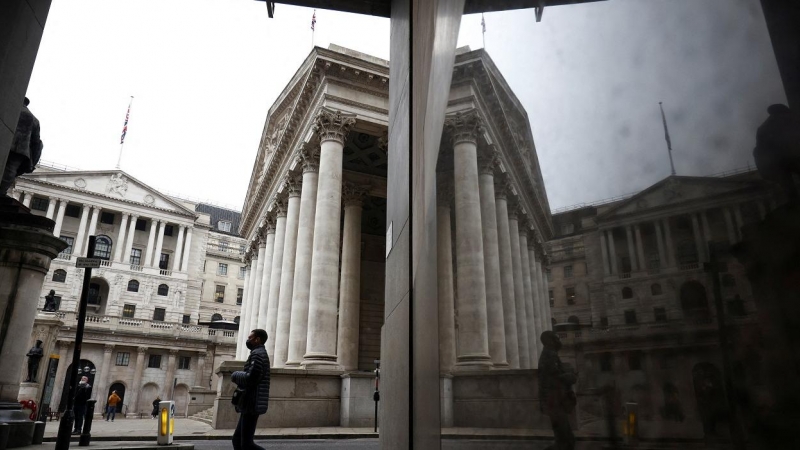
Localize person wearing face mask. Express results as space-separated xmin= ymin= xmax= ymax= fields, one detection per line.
xmin=72 ymin=376 xmax=92 ymax=435
xmin=539 ymin=331 xmax=577 ymax=450
xmin=231 ymin=329 xmax=270 ymax=450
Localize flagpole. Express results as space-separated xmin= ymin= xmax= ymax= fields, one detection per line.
xmin=311 ymin=10 xmax=316 ymax=49
xmin=481 ymin=13 xmax=486 ymax=49
xmin=117 ymin=96 xmax=133 ymax=170
xmin=659 ymin=101 xmax=676 ymax=176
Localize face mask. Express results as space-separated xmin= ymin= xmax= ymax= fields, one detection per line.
xmin=246 ymin=340 xmax=256 ymax=350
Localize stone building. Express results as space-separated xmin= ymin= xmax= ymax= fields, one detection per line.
xmin=226 ymin=44 xmax=553 ymax=430
xmin=546 ymin=169 xmax=781 ymax=438
xmin=11 ymin=164 xmax=243 ymax=418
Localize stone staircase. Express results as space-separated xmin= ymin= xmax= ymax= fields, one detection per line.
xmin=188 ymin=407 xmax=214 ymax=425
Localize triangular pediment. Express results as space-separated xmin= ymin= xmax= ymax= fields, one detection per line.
xmin=597 ymin=175 xmax=764 ymax=221
xmin=20 ymin=169 xmax=197 ymax=217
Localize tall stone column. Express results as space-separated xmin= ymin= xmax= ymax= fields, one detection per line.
xmin=723 ymin=207 xmax=737 ymax=245
xmin=477 ymin=150 xmax=507 ymax=368
xmin=437 ymin=180 xmax=457 ymax=373
xmin=287 ymin=148 xmax=320 ymax=367
xmin=445 ymin=109 xmax=492 ymax=370
xmin=163 ymin=349 xmax=178 ymax=398
xmin=733 ymin=204 xmax=744 ymax=239
xmin=114 ymin=213 xmax=129 ymax=262
xmin=83 ymin=206 xmax=101 ymax=255
xmin=336 ymin=183 xmax=369 ymax=371
xmin=518 ymin=227 xmax=538 ymax=367
xmin=625 ymin=226 xmax=638 ymax=272
xmin=123 ymin=215 xmax=138 ymax=265
xmin=194 ymin=352 xmax=206 ymax=388
xmin=256 ymin=223 xmax=276 ymax=330
xmin=654 ymin=221 xmax=667 ymax=269
xmin=701 ymin=211 xmax=713 ymax=247
xmin=507 ymin=203 xmax=530 ymax=369
xmin=608 ymin=229 xmax=619 ymax=274
xmin=274 ymin=179 xmax=303 ymax=367
xmin=542 ymin=260 xmax=553 ymax=330
xmin=265 ymin=201 xmax=288 ymax=361
xmin=529 ymin=244 xmax=545 ymax=355
xmin=181 ymin=227 xmax=193 ymax=272
xmin=634 ymin=224 xmax=646 ymax=271
xmin=129 ymin=347 xmax=147 ymax=417
xmin=45 ymin=197 xmax=57 ymax=219
xmin=50 ymin=341 xmax=71 ymax=410
xmin=93 ymin=344 xmax=114 ymax=401
xmin=173 ymin=225 xmax=186 ymax=271
xmin=494 ymin=182 xmax=520 ymax=369
xmin=236 ymin=264 xmax=252 ymax=360
xmin=152 ymin=220 xmax=166 ymax=268
xmin=600 ymin=231 xmax=610 ymax=276
xmin=691 ymin=213 xmax=705 ymax=262
xmin=249 ymin=241 xmax=266 ymax=331
xmin=303 ymin=108 xmax=355 ymax=369
xmin=53 ymin=199 xmax=67 ymax=238
xmin=73 ymin=204 xmax=91 ymax=257
xmin=144 ymin=219 xmax=158 ymax=269
xmin=663 ymin=219 xmax=676 ymax=267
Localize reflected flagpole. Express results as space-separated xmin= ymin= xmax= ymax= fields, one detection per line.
xmin=311 ymin=10 xmax=316 ymax=49
xmin=481 ymin=13 xmax=486 ymax=49
xmin=659 ymin=101 xmax=676 ymax=176
xmin=117 ymin=96 xmax=133 ymax=170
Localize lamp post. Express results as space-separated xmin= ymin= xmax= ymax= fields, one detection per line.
xmin=373 ymin=359 xmax=380 ymax=433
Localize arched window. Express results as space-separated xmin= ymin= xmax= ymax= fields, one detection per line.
xmin=127 ymin=280 xmax=139 ymax=292
xmin=211 ymin=314 xmax=223 ymax=322
xmin=651 ymin=283 xmax=663 ymax=296
xmin=52 ymin=269 xmax=67 ymax=283
xmin=157 ymin=284 xmax=169 ymax=296
xmin=567 ymin=315 xmax=580 ymax=325
xmin=234 ymin=316 xmax=240 ymax=324
xmin=622 ymin=287 xmax=633 ymax=299
xmin=94 ymin=236 xmax=113 ymax=260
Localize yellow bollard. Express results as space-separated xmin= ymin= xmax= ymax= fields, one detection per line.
xmin=157 ymin=401 xmax=175 ymax=445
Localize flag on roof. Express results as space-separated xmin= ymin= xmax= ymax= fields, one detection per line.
xmin=311 ymin=10 xmax=316 ymax=31
xmin=120 ymin=99 xmax=132 ymax=145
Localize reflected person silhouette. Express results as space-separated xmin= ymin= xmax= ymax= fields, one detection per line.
xmin=539 ymin=331 xmax=577 ymax=450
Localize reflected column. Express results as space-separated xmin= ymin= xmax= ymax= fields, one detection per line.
xmin=437 ymin=178 xmax=456 ymax=373
xmin=494 ymin=180 xmax=520 ymax=369
xmin=507 ymin=201 xmax=530 ymax=369
xmin=518 ymin=224 xmax=538 ymax=367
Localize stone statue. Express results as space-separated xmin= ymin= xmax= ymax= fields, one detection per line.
xmin=25 ymin=340 xmax=44 ymax=382
xmin=753 ymin=104 xmax=800 ymax=204
xmin=43 ymin=289 xmax=58 ymax=312
xmin=1 ymin=97 xmax=43 ymax=195
xmin=106 ymin=173 xmax=128 ymax=197
xmin=539 ymin=331 xmax=577 ymax=450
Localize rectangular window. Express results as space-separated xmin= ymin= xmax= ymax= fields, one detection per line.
xmin=159 ymin=253 xmax=169 ymax=270
xmin=182 ymin=314 xmax=191 ymax=324
xmin=628 ymin=352 xmax=643 ymax=371
xmin=60 ymin=236 xmax=75 ymax=255
xmin=100 ymin=212 xmax=115 ymax=224
xmin=549 ymin=290 xmax=554 ymax=307
xmin=218 ymin=263 xmax=228 ymax=276
xmin=237 ymin=288 xmax=244 ymax=305
xmin=164 ymin=225 xmax=174 ymax=236
xmin=148 ymin=354 xmax=162 ymax=369
xmin=153 ymin=307 xmax=166 ymax=322
xmin=546 ymin=269 xmax=552 ymax=282
xmin=565 ymin=287 xmax=576 ymax=305
xmin=65 ymin=204 xmax=81 ymax=218
xmin=600 ymin=317 xmax=609 ymax=328
xmin=625 ymin=310 xmax=637 ymax=325
xmin=115 ymin=352 xmax=130 ymax=366
xmin=564 ymin=265 xmax=573 ymax=278
xmin=218 ymin=241 xmax=229 ymax=252
xmin=178 ymin=356 xmax=191 ymax=370
xmin=218 ymin=221 xmax=232 ymax=232
xmin=238 ymin=267 xmax=246 ymax=279
xmin=31 ymin=197 xmax=49 ymax=211
xmin=129 ymin=248 xmax=142 ymax=265
xmin=215 ymin=285 xmax=225 ymax=303
xmin=621 ymin=256 xmax=632 ymax=274
xmin=135 ymin=219 xmax=147 ymax=231
xmin=654 ymin=307 xmax=667 ymax=322
xmin=122 ymin=304 xmax=136 ymax=318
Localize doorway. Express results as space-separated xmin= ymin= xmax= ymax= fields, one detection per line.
xmin=108 ymin=383 xmax=126 ymax=413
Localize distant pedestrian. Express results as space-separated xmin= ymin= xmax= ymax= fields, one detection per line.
xmin=539 ymin=331 xmax=577 ymax=450
xmin=152 ymin=396 xmax=161 ymax=419
xmin=106 ymin=390 xmax=121 ymax=421
xmin=231 ymin=329 xmax=271 ymax=450
xmin=72 ymin=376 xmax=92 ymax=434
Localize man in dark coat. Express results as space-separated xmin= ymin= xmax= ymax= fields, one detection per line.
xmin=2 ymin=97 xmax=43 ymax=195
xmin=231 ymin=329 xmax=270 ymax=450
xmin=72 ymin=376 xmax=92 ymax=434
xmin=539 ymin=331 xmax=577 ymax=450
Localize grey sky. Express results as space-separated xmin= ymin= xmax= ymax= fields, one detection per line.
xmin=27 ymin=0 xmax=785 ymax=212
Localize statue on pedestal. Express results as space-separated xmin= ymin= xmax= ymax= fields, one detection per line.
xmin=1 ymin=97 xmax=43 ymax=195
xmin=25 ymin=340 xmax=44 ymax=383
xmin=43 ymin=290 xmax=58 ymax=312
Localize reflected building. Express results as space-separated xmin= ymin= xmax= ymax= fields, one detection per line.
xmin=547 ymin=169 xmax=781 ymax=438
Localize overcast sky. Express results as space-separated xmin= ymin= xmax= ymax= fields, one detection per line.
xmin=27 ymin=0 xmax=785 ymax=211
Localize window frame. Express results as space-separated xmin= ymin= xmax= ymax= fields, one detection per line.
xmin=214 ymin=285 xmax=226 ymax=303
xmin=94 ymin=235 xmax=113 ymax=260
xmin=563 ymin=265 xmax=574 ymax=278
xmin=565 ymin=286 xmax=576 ymax=305
xmin=115 ymin=352 xmax=130 ymax=366
xmin=147 ymin=354 xmax=162 ymax=369
xmin=52 ymin=269 xmax=67 ymax=283
xmin=100 ymin=211 xmax=115 ymax=225
xmin=178 ymin=356 xmax=191 ymax=370
xmin=217 ymin=263 xmax=228 ymax=276
xmin=31 ymin=197 xmax=49 ymax=211
xmin=624 ymin=309 xmax=638 ymax=325
xmin=157 ymin=284 xmax=169 ymax=296
xmin=654 ymin=307 xmax=668 ymax=322
xmin=122 ymin=304 xmax=136 ymax=318
xmin=153 ymin=307 xmax=166 ymax=322
xmin=127 ymin=279 xmax=140 ymax=292
xmin=129 ymin=248 xmax=142 ymax=265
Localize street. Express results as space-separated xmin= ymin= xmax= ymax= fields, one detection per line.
xmin=188 ymin=439 xmax=609 ymax=449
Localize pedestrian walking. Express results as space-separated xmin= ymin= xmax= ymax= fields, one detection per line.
xmin=538 ymin=331 xmax=577 ymax=450
xmin=231 ymin=329 xmax=271 ymax=450
xmin=151 ymin=396 xmax=161 ymax=419
xmin=72 ymin=376 xmax=92 ymax=434
xmin=106 ymin=390 xmax=121 ymax=421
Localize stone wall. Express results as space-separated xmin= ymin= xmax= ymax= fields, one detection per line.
xmin=452 ymin=370 xmax=549 ymax=429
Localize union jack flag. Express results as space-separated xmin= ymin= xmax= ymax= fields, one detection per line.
xmin=120 ymin=100 xmax=132 ymax=145
xmin=311 ymin=10 xmax=316 ymax=31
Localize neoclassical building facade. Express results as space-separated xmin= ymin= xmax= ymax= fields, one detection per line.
xmin=11 ymin=165 xmax=243 ymax=418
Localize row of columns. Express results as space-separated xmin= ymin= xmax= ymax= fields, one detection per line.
xmin=598 ymin=200 xmax=767 ymax=276
xmin=438 ymin=109 xmax=552 ymax=373
xmin=12 ymin=190 xmax=193 ymax=271
xmin=236 ymin=109 xmax=368 ymax=372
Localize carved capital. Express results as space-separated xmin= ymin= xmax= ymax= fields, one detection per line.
xmin=298 ymin=146 xmax=320 ymax=173
xmin=494 ymin=176 xmax=512 ymax=200
xmin=507 ymin=200 xmax=520 ymax=221
xmin=313 ymin=108 xmax=356 ymax=145
xmin=58 ymin=341 xmax=71 ymax=351
xmin=342 ymin=182 xmax=370 ymax=207
xmin=104 ymin=344 xmax=115 ymax=353
xmin=283 ymin=175 xmax=302 ymax=198
xmin=169 ymin=349 xmax=180 ymax=356
xmin=264 ymin=214 xmax=277 ymax=234
xmin=478 ymin=147 xmax=499 ymax=176
xmin=137 ymin=346 xmax=148 ymax=355
xmin=274 ymin=199 xmax=288 ymax=218
xmin=444 ymin=109 xmax=483 ymax=146
xmin=377 ymin=132 xmax=389 ymax=153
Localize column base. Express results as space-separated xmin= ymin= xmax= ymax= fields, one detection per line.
xmin=301 ymin=353 xmax=339 ymax=370
xmin=454 ymin=354 xmax=493 ymax=371
xmin=491 ymin=362 xmax=510 ymax=369
xmin=283 ymin=360 xmax=303 ymax=368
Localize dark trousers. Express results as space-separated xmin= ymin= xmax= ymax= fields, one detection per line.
xmin=232 ymin=413 xmax=264 ymax=450
xmin=106 ymin=406 xmax=116 ymax=421
xmin=0 ymin=154 xmax=26 ymax=195
xmin=547 ymin=411 xmax=575 ymax=450
xmin=73 ymin=405 xmax=86 ymax=432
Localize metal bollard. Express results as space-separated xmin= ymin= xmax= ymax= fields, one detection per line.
xmin=623 ymin=402 xmax=638 ymax=445
xmin=78 ymin=400 xmax=97 ymax=446
xmin=32 ymin=422 xmax=46 ymax=445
